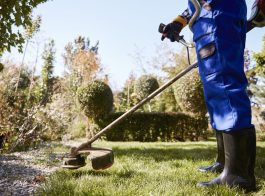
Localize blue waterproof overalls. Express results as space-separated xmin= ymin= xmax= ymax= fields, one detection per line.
xmin=188 ymin=0 xmax=253 ymax=131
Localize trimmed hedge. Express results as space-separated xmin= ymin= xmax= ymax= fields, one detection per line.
xmin=78 ymin=80 xmax=209 ymax=142
xmin=95 ymin=112 xmax=208 ymax=142
xmin=77 ymin=80 xmax=113 ymax=119
xmin=134 ymin=75 xmax=159 ymax=100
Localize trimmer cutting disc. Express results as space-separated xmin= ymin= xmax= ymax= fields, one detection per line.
xmin=88 ymin=148 xmax=114 ymax=170
xmin=62 ymin=147 xmax=114 ymax=170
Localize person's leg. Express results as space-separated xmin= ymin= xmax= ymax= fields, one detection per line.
xmin=195 ymin=13 xmax=256 ymax=191
xmin=198 ymin=127 xmax=256 ymax=192
xmin=198 ymin=130 xmax=224 ymax=173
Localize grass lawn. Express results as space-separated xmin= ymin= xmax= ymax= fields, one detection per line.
xmin=37 ymin=141 xmax=265 ymax=196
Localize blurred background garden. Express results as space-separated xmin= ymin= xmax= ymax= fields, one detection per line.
xmin=0 ymin=0 xmax=265 ymax=195
xmin=1 ymin=0 xmax=265 ymax=152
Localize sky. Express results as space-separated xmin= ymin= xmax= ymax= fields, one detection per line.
xmin=3 ymin=0 xmax=265 ymax=90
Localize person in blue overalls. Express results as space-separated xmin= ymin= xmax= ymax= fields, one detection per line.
xmin=161 ymin=0 xmax=256 ymax=192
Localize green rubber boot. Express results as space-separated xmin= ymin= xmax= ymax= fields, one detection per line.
xmin=198 ymin=127 xmax=256 ymax=192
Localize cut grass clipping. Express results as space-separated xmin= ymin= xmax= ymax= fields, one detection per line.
xmin=38 ymin=141 xmax=265 ymax=195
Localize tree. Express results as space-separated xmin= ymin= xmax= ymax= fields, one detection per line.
xmin=253 ymin=35 xmax=265 ymax=76
xmin=0 ymin=0 xmax=48 ymax=54
xmin=149 ymin=45 xmax=206 ymax=116
xmin=15 ymin=15 xmax=42 ymax=92
xmin=249 ymin=35 xmax=265 ymax=107
xmin=154 ymin=85 xmax=179 ymax=112
xmin=134 ymin=75 xmax=159 ymax=112
xmin=0 ymin=63 xmax=33 ymax=151
xmin=114 ymin=72 xmax=137 ymax=112
xmin=35 ymin=39 xmax=56 ymax=106
xmin=63 ymin=36 xmax=101 ymax=93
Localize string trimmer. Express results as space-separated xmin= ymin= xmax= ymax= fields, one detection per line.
xmin=62 ymin=0 xmax=265 ymax=170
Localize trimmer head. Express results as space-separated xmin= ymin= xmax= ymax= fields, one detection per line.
xmin=88 ymin=148 xmax=114 ymax=170
xmin=62 ymin=154 xmax=86 ymax=169
xmin=62 ymin=147 xmax=114 ymax=170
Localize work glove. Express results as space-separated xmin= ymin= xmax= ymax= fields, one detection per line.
xmin=161 ymin=16 xmax=188 ymax=42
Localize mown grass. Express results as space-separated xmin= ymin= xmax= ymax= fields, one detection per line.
xmin=37 ymin=141 xmax=265 ymax=196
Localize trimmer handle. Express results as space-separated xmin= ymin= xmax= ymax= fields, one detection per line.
xmin=158 ymin=23 xmax=194 ymax=48
xmin=158 ymin=23 xmax=184 ymax=41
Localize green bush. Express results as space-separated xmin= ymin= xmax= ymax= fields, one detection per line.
xmin=97 ymin=112 xmax=208 ymax=142
xmin=0 ymin=66 xmax=34 ymax=151
xmin=134 ymin=75 xmax=159 ymax=100
xmin=173 ymin=69 xmax=207 ymax=117
xmin=77 ymin=80 xmax=114 ymax=119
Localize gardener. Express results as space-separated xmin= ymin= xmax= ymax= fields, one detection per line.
xmin=161 ymin=0 xmax=256 ymax=192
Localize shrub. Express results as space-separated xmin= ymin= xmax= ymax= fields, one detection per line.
xmin=77 ymin=80 xmax=114 ymax=119
xmin=0 ymin=65 xmax=33 ymax=150
xmin=173 ymin=69 xmax=207 ymax=117
xmin=97 ymin=112 xmax=208 ymax=142
xmin=134 ymin=75 xmax=159 ymax=100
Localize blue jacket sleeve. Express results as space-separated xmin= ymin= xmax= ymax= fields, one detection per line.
xmin=204 ymin=0 xmax=216 ymax=7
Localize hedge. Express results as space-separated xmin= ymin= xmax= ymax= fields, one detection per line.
xmin=94 ymin=112 xmax=208 ymax=142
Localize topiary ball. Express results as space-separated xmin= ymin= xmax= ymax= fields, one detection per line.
xmin=77 ymin=80 xmax=113 ymax=119
xmin=173 ymin=69 xmax=207 ymax=117
xmin=134 ymin=75 xmax=159 ymax=100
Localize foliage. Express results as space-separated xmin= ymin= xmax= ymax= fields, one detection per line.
xmin=167 ymin=48 xmax=207 ymax=117
xmin=23 ymin=15 xmax=42 ymax=40
xmin=154 ymin=85 xmax=179 ymax=112
xmin=0 ymin=62 xmax=75 ymax=151
xmin=63 ymin=36 xmax=101 ymax=94
xmin=173 ymin=68 xmax=207 ymax=117
xmin=14 ymin=15 xmax=42 ymax=93
xmin=253 ymin=36 xmax=265 ymax=76
xmin=37 ymin=141 xmax=265 ymax=195
xmin=148 ymin=45 xmax=206 ymax=116
xmin=251 ymin=107 xmax=265 ymax=138
xmin=77 ymin=80 xmax=114 ymax=119
xmin=133 ymin=75 xmax=159 ymax=112
xmin=0 ymin=0 xmax=48 ymax=54
xmin=134 ymin=75 xmax=159 ymax=100
xmin=68 ymin=119 xmax=87 ymax=139
xmin=97 ymin=112 xmax=208 ymax=142
xmin=34 ymin=93 xmax=76 ymax=141
xmin=35 ymin=39 xmax=56 ymax=105
xmin=155 ymin=46 xmax=197 ymax=78
xmin=246 ymin=35 xmax=265 ymax=107
xmin=0 ymin=64 xmax=34 ymax=150
xmin=114 ymin=73 xmax=137 ymax=112
xmin=0 ymin=32 xmax=104 ymax=149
